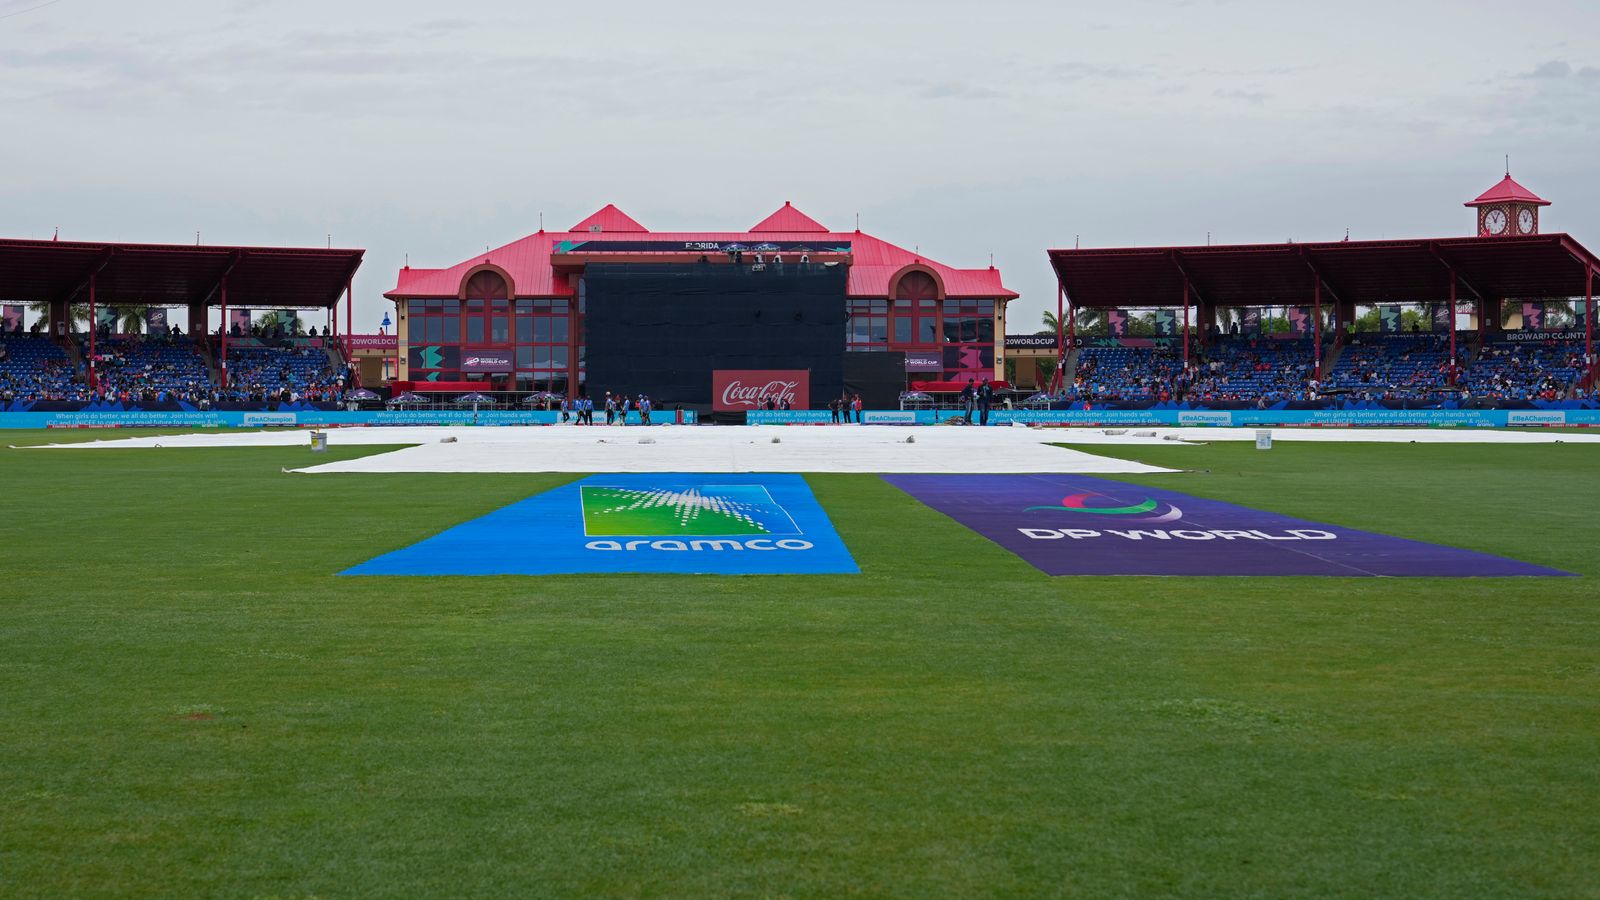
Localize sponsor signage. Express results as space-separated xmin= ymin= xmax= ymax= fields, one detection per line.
xmin=1 ymin=304 xmax=21 ymax=331
xmin=1506 ymin=411 xmax=1565 ymax=426
xmin=241 ymin=413 xmax=298 ymax=427
xmin=343 ymin=474 xmax=859 ymax=576
xmin=861 ymin=410 xmax=921 ymax=425
xmin=884 ymin=474 xmax=1572 ymax=577
xmin=1500 ymin=330 xmax=1587 ymax=343
xmin=346 ymin=334 xmax=398 ymax=351
xmin=555 ymin=239 xmax=851 ymax=255
xmin=1005 ymin=334 xmax=1060 ymax=350
xmin=713 ymin=369 xmax=810 ymax=412
xmin=460 ymin=349 xmax=514 ymax=373
xmin=904 ymin=351 xmax=943 ymax=372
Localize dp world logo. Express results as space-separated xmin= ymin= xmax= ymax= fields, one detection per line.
xmin=1026 ymin=492 xmax=1184 ymax=524
xmin=580 ymin=485 xmax=800 ymax=537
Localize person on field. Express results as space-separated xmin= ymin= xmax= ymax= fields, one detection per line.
xmin=978 ymin=379 xmax=993 ymax=426
xmin=829 ymin=397 xmax=840 ymax=424
xmin=639 ymin=395 xmax=652 ymax=425
xmin=960 ymin=382 xmax=975 ymax=424
xmin=852 ymin=394 xmax=863 ymax=423
xmin=605 ymin=393 xmax=616 ymax=425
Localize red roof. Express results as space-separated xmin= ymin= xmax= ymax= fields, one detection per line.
xmin=1466 ymin=174 xmax=1551 ymax=207
xmin=569 ymin=204 xmax=648 ymax=233
xmin=751 ymin=202 xmax=829 ymax=233
xmin=389 ymin=206 xmax=1017 ymax=301
xmin=0 ymin=238 xmax=362 ymax=309
xmin=1049 ymin=234 xmax=1599 ymax=309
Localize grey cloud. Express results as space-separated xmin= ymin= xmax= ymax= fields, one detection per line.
xmin=1214 ymin=88 xmax=1269 ymax=105
xmin=1522 ymin=60 xmax=1572 ymax=79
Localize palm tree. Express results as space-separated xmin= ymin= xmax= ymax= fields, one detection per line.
xmin=115 ymin=305 xmax=150 ymax=334
xmin=25 ymin=300 xmax=88 ymax=332
xmin=254 ymin=310 xmax=300 ymax=335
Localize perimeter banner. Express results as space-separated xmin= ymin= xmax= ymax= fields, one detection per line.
xmin=343 ymin=473 xmax=857 ymax=576
xmin=884 ymin=474 xmax=1571 ymax=577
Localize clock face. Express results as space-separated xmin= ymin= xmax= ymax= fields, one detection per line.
xmin=1518 ymin=208 xmax=1536 ymax=234
xmin=1484 ymin=208 xmax=1508 ymax=236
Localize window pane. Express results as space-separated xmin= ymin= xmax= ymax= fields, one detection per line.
xmin=492 ymin=315 xmax=509 ymax=343
xmin=516 ymin=317 xmax=533 ymax=342
xmin=441 ymin=317 xmax=460 ymax=342
xmin=441 ymin=299 xmax=459 ymax=313
xmin=426 ymin=318 xmax=443 ymax=343
xmin=552 ymin=347 xmax=569 ymax=369
xmin=894 ymin=318 xmax=912 ymax=343
xmin=534 ymin=319 xmax=551 ymax=344
xmin=976 ymin=320 xmax=994 ymax=342
xmin=921 ymin=320 xmax=938 ymax=343
xmin=552 ymin=318 xmax=569 ymax=344
xmin=551 ymin=300 xmax=568 ymax=315
xmin=408 ymin=301 xmax=425 ymax=316
xmin=516 ymin=346 xmax=533 ymax=367
xmin=534 ymin=346 xmax=551 ymax=368
xmin=467 ymin=318 xmax=484 ymax=343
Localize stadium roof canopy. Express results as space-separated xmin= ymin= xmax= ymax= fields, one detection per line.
xmin=0 ymin=238 xmax=364 ymax=309
xmin=1048 ymin=234 xmax=1600 ymax=309
xmin=388 ymin=203 xmax=1018 ymax=301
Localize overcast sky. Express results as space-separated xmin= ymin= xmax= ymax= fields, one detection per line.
xmin=2 ymin=0 xmax=1598 ymax=331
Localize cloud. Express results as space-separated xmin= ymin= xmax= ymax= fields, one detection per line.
xmin=1214 ymin=88 xmax=1269 ymax=105
xmin=917 ymin=82 xmax=1004 ymax=101
xmin=1522 ymin=60 xmax=1572 ymax=79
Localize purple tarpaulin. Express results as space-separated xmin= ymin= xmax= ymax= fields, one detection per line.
xmin=885 ymin=474 xmax=1572 ymax=578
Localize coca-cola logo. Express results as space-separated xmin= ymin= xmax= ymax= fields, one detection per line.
xmin=712 ymin=369 xmax=810 ymax=412
xmin=721 ymin=379 xmax=799 ymax=408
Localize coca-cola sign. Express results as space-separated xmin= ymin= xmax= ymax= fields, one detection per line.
xmin=712 ymin=369 xmax=811 ymax=412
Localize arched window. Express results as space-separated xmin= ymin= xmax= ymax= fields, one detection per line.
xmin=893 ymin=271 xmax=941 ymax=345
xmin=462 ymin=270 xmax=511 ymax=345
xmin=464 ymin=270 xmax=510 ymax=301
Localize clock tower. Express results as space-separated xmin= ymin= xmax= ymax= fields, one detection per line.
xmin=1465 ymin=171 xmax=1550 ymax=237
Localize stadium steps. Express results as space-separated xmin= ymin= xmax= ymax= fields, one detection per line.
xmin=200 ymin=337 xmax=223 ymax=387
xmin=1059 ymin=347 xmax=1080 ymax=391
xmin=1321 ymin=342 xmax=1343 ymax=376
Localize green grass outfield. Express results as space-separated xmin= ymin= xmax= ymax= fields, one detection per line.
xmin=1 ymin=430 xmax=1597 ymax=897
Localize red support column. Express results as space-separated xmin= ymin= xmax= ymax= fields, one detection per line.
xmin=1182 ymin=276 xmax=1191 ymax=370
xmin=346 ymin=278 xmax=353 ymax=342
xmin=1312 ymin=277 xmax=1322 ymax=380
xmin=1055 ymin=280 xmax=1066 ymax=392
xmin=88 ymin=273 xmax=97 ymax=392
xmin=1448 ymin=273 xmax=1458 ymax=386
xmin=1586 ymin=265 xmax=1594 ymax=383
xmin=220 ymin=276 xmax=229 ymax=390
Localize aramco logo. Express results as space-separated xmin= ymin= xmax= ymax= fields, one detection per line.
xmin=1026 ymin=493 xmax=1184 ymax=524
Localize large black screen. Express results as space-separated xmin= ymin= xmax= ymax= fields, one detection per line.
xmin=583 ymin=263 xmax=847 ymax=408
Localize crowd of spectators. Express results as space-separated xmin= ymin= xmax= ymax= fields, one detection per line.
xmin=1186 ymin=339 xmax=1319 ymax=402
xmin=1463 ymin=340 xmax=1587 ymax=402
xmin=0 ymin=333 xmax=87 ymax=403
xmin=1322 ymin=334 xmax=1461 ymax=401
xmin=221 ymin=343 xmax=345 ymax=402
xmin=85 ymin=332 xmax=213 ymax=404
xmin=1063 ymin=345 xmax=1186 ymax=402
